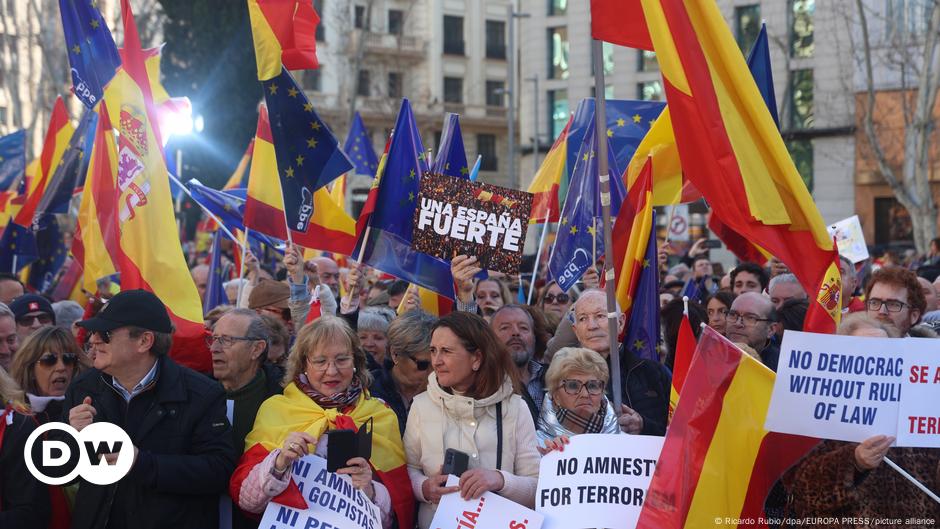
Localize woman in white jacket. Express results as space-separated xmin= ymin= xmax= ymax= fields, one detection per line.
xmin=404 ymin=311 xmax=541 ymax=529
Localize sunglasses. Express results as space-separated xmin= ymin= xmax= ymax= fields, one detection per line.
xmin=408 ymin=356 xmax=431 ymax=372
xmin=543 ymin=293 xmax=570 ymax=304
xmin=17 ymin=313 xmax=53 ymax=326
xmin=37 ymin=352 xmax=78 ymax=367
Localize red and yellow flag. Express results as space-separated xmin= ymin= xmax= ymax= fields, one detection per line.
xmin=527 ymin=117 xmax=570 ymax=222
xmin=248 ymin=0 xmax=320 ymax=81
xmin=639 ymin=0 xmax=840 ymax=332
xmin=667 ymin=306 xmax=695 ymax=422
xmin=612 ymin=158 xmax=654 ymax=316
xmin=637 ymin=327 xmax=819 ymax=528
xmin=623 ymin=107 xmax=700 ymax=206
xmin=13 ymin=97 xmax=73 ymax=227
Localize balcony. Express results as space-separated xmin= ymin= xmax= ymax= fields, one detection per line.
xmin=358 ymin=32 xmax=426 ymax=61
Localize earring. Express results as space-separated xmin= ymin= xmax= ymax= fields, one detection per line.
xmin=353 ymin=367 xmax=357 ymax=373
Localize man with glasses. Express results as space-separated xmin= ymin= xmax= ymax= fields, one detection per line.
xmin=490 ymin=304 xmax=546 ymax=421
xmin=0 ymin=303 xmax=18 ymax=370
xmin=864 ymin=267 xmax=926 ymax=336
xmin=10 ymin=294 xmax=55 ymax=343
xmin=725 ymin=292 xmax=780 ymax=371
xmin=63 ymin=289 xmax=236 ymax=529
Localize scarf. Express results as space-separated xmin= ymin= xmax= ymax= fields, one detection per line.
xmin=294 ymin=373 xmax=363 ymax=410
xmin=537 ymin=392 xmax=621 ymax=439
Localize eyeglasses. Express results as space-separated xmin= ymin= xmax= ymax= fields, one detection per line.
xmin=543 ymin=293 xmax=570 ymax=304
xmin=37 ymin=352 xmax=78 ymax=367
xmin=206 ymin=335 xmax=260 ymax=349
xmin=16 ymin=313 xmax=53 ymax=327
xmin=560 ymin=379 xmax=605 ymax=396
xmin=866 ymin=298 xmax=908 ymax=313
xmin=707 ymin=307 xmax=728 ymax=319
xmin=307 ymin=355 xmax=354 ymax=372
xmin=725 ymin=311 xmax=772 ymax=326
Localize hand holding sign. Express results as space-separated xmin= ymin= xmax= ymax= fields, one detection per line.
xmin=451 ymin=255 xmax=481 ymax=304
xmin=422 ymin=466 xmax=460 ymax=503
xmin=618 ymin=405 xmax=644 ymax=435
xmin=459 ymin=468 xmax=505 ymax=500
xmin=854 ymin=434 xmax=895 ymax=470
xmin=432 ymin=475 xmax=543 ymax=529
xmin=275 ymin=431 xmax=317 ymax=473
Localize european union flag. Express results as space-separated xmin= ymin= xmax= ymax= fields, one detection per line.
xmin=747 ymin=23 xmax=779 ymax=128
xmin=58 ymin=0 xmax=121 ymax=109
xmin=622 ymin=210 xmax=660 ymax=362
xmin=0 ymin=222 xmax=37 ymax=273
xmin=548 ymin=115 xmax=625 ymax=292
xmin=354 ymin=98 xmax=454 ymax=298
xmin=344 ymin=112 xmax=379 ymax=176
xmin=185 ymin=180 xmax=285 ymax=252
xmin=432 ymin=113 xmax=470 ymax=179
xmin=26 ymin=216 xmax=68 ymax=293
xmin=0 ymin=129 xmax=26 ymax=191
xmin=37 ymin=110 xmax=97 ymax=216
xmin=204 ymin=230 xmax=228 ymax=314
xmin=262 ymin=68 xmax=353 ymax=234
xmin=566 ymin=98 xmax=666 ymax=182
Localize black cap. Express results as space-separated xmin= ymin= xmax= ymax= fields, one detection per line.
xmin=77 ymin=289 xmax=173 ymax=333
xmin=9 ymin=294 xmax=56 ymax=323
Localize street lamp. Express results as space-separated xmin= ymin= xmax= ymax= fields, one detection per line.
xmin=526 ymin=75 xmax=539 ymax=174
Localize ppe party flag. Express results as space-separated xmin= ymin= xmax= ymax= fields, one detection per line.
xmin=203 ymin=230 xmax=228 ymax=314
xmin=636 ymin=326 xmax=819 ymax=529
xmin=620 ymin=210 xmax=659 ymax=362
xmin=527 ymin=116 xmax=570 ymax=222
xmin=344 ymin=111 xmax=379 ymax=177
xmin=353 ymin=98 xmax=455 ymax=299
xmin=0 ymin=129 xmax=26 ymax=191
xmin=58 ymin=0 xmax=121 ymax=109
xmin=639 ymin=0 xmax=840 ymax=333
xmin=223 ymin=139 xmax=254 ymax=190
xmin=612 ymin=158 xmax=654 ymax=315
xmin=590 ymin=0 xmax=653 ymax=50
xmin=248 ymin=0 xmax=320 ymax=81
xmin=432 ymin=113 xmax=470 ymax=179
xmin=101 ymin=0 xmax=208 ymax=371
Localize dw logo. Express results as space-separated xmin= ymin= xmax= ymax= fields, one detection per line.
xmin=24 ymin=422 xmax=134 ymax=485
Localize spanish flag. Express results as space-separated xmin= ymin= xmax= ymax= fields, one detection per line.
xmin=527 ymin=116 xmax=569 ymax=223
xmin=637 ymin=326 xmax=819 ymax=528
xmin=612 ymin=157 xmax=654 ymax=316
xmin=667 ymin=302 xmax=695 ymax=422
xmin=247 ymin=0 xmax=319 ymax=81
xmin=396 ymin=285 xmax=453 ymax=317
xmin=637 ymin=0 xmax=840 ymax=333
xmin=623 ymin=107 xmax=700 ymax=206
xmin=12 ymin=97 xmax=73 ymax=228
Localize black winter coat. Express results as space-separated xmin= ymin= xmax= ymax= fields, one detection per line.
xmin=608 ymin=345 xmax=671 ymax=436
xmin=0 ymin=409 xmax=49 ymax=528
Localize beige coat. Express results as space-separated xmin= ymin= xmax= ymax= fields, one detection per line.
xmin=404 ymin=373 xmax=540 ymax=529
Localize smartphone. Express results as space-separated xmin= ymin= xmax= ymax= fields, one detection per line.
xmin=326 ymin=429 xmax=357 ymax=472
xmin=442 ymin=448 xmax=470 ymax=477
xmin=703 ymin=240 xmax=722 ymax=249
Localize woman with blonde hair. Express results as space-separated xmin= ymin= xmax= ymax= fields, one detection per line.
xmin=229 ymin=315 xmax=413 ymax=529
xmin=10 ymin=326 xmax=84 ymax=424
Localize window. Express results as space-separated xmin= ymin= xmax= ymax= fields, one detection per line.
xmin=590 ymin=85 xmax=615 ymax=98
xmin=443 ymin=16 xmax=465 ymax=55
xmin=735 ymin=5 xmax=761 ymax=53
xmin=548 ymin=27 xmax=569 ymax=79
xmin=444 ymin=77 xmax=463 ymax=103
xmin=788 ymin=69 xmax=813 ymax=129
xmin=486 ymin=20 xmax=506 ymax=59
xmin=638 ymin=50 xmax=658 ymax=72
xmin=638 ymin=81 xmax=663 ymax=101
xmin=357 ymin=70 xmax=370 ymax=97
xmin=874 ymin=197 xmax=913 ymax=244
xmin=388 ymin=72 xmax=402 ymax=98
xmin=548 ymin=89 xmax=568 ymax=138
xmin=785 ymin=139 xmax=813 ymax=192
xmin=591 ymin=41 xmax=614 ymax=76
xmin=303 ymin=69 xmax=322 ymax=91
xmin=354 ymin=5 xmax=366 ymax=29
xmin=388 ymin=9 xmax=403 ymax=34
xmin=790 ymin=0 xmax=814 ymax=57
xmin=549 ymin=0 xmax=566 ymax=15
xmin=886 ymin=0 xmax=930 ymax=40
xmin=313 ymin=0 xmax=325 ymax=41
xmin=486 ymin=80 xmax=505 ymax=107
xmin=478 ymin=134 xmax=498 ymax=171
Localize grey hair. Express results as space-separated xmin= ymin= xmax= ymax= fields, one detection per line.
xmin=52 ymin=300 xmax=84 ymax=330
xmin=386 ymin=310 xmax=437 ymax=358
xmin=573 ymin=289 xmax=622 ymax=314
xmin=223 ymin=308 xmax=271 ymax=349
xmin=358 ymin=307 xmax=395 ymax=333
xmin=0 ymin=303 xmax=12 ymax=320
xmin=768 ymin=273 xmax=802 ymax=292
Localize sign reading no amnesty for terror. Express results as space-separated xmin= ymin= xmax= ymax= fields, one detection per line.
xmin=413 ymin=172 xmax=533 ymax=274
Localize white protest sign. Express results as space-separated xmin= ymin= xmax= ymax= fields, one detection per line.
xmin=536 ymin=434 xmax=663 ymax=529
xmin=668 ymin=204 xmax=690 ymax=241
xmin=828 ymin=215 xmax=869 ymax=263
xmin=765 ymin=331 xmax=940 ymax=447
xmin=430 ymin=475 xmax=543 ymax=529
xmin=258 ymin=455 xmax=382 ymax=529
xmin=897 ymin=348 xmax=940 ymax=447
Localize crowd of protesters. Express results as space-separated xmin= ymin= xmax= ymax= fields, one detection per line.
xmin=0 ymin=234 xmax=938 ymax=528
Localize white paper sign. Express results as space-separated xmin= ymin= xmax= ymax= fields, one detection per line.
xmin=828 ymin=215 xmax=869 ymax=263
xmin=668 ymin=204 xmax=690 ymax=242
xmin=897 ymin=348 xmax=940 ymax=447
xmin=258 ymin=455 xmax=382 ymax=529
xmin=536 ymin=434 xmax=664 ymax=529
xmin=430 ymin=475 xmax=543 ymax=529
xmin=766 ymin=331 xmax=940 ymax=447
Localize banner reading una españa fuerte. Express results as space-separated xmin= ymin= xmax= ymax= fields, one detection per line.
xmin=413 ymin=173 xmax=532 ymax=274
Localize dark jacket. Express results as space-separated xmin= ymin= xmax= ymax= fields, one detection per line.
xmin=369 ymin=362 xmax=408 ymax=434
xmin=0 ymin=409 xmax=50 ymax=528
xmin=761 ymin=340 xmax=781 ymax=372
xmin=61 ymin=356 xmax=237 ymax=529
xmin=608 ymin=345 xmax=671 ymax=436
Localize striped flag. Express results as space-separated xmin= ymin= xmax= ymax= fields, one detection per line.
xmin=668 ymin=302 xmax=696 ymax=421
xmin=527 ymin=117 xmax=569 ymax=223
xmin=247 ymin=0 xmax=319 ymax=80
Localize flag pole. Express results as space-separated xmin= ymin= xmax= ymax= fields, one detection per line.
xmin=166 ymin=173 xmax=245 ymax=250
xmin=592 ymin=38 xmax=624 ymax=415
xmin=527 ymin=211 xmax=552 ymax=304
xmin=884 ymin=457 xmax=940 ymax=504
xmin=11 ymin=255 xmax=16 ymax=274
xmin=237 ymin=229 xmax=249 ymax=303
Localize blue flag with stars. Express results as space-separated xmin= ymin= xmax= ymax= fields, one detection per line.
xmin=262 ymin=68 xmax=354 ymax=234
xmin=0 ymin=222 xmax=37 ymax=273
xmin=58 ymin=0 xmax=121 ymax=109
xmin=344 ymin=112 xmax=379 ymax=177
xmin=747 ymin=23 xmax=779 ymax=128
xmin=622 ymin=210 xmax=660 ymax=362
xmin=204 ymin=230 xmax=228 ymax=314
xmin=26 ymin=216 xmax=68 ymax=293
xmin=0 ymin=129 xmax=26 ymax=192
xmin=37 ymin=110 xmax=97 ymax=216
xmin=185 ymin=180 xmax=285 ymax=252
xmin=547 ymin=115 xmax=625 ymax=292
xmin=432 ymin=113 xmax=470 ymax=179
xmin=354 ymin=98 xmax=454 ymax=298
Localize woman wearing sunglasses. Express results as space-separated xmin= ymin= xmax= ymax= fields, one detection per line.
xmin=535 ymin=347 xmax=621 ymax=455
xmin=10 ymin=326 xmax=84 ymax=424
xmin=537 ymin=281 xmax=578 ymax=330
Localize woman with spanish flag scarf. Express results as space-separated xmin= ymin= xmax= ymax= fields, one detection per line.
xmin=229 ymin=316 xmax=414 ymax=529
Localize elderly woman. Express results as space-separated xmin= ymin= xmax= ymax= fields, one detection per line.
xmin=358 ymin=308 xmax=394 ymax=369
xmin=536 ymin=347 xmax=621 ymax=454
xmin=229 ymin=316 xmax=413 ymax=529
xmin=10 ymin=326 xmax=84 ymax=424
xmin=404 ymin=312 xmax=540 ymax=529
